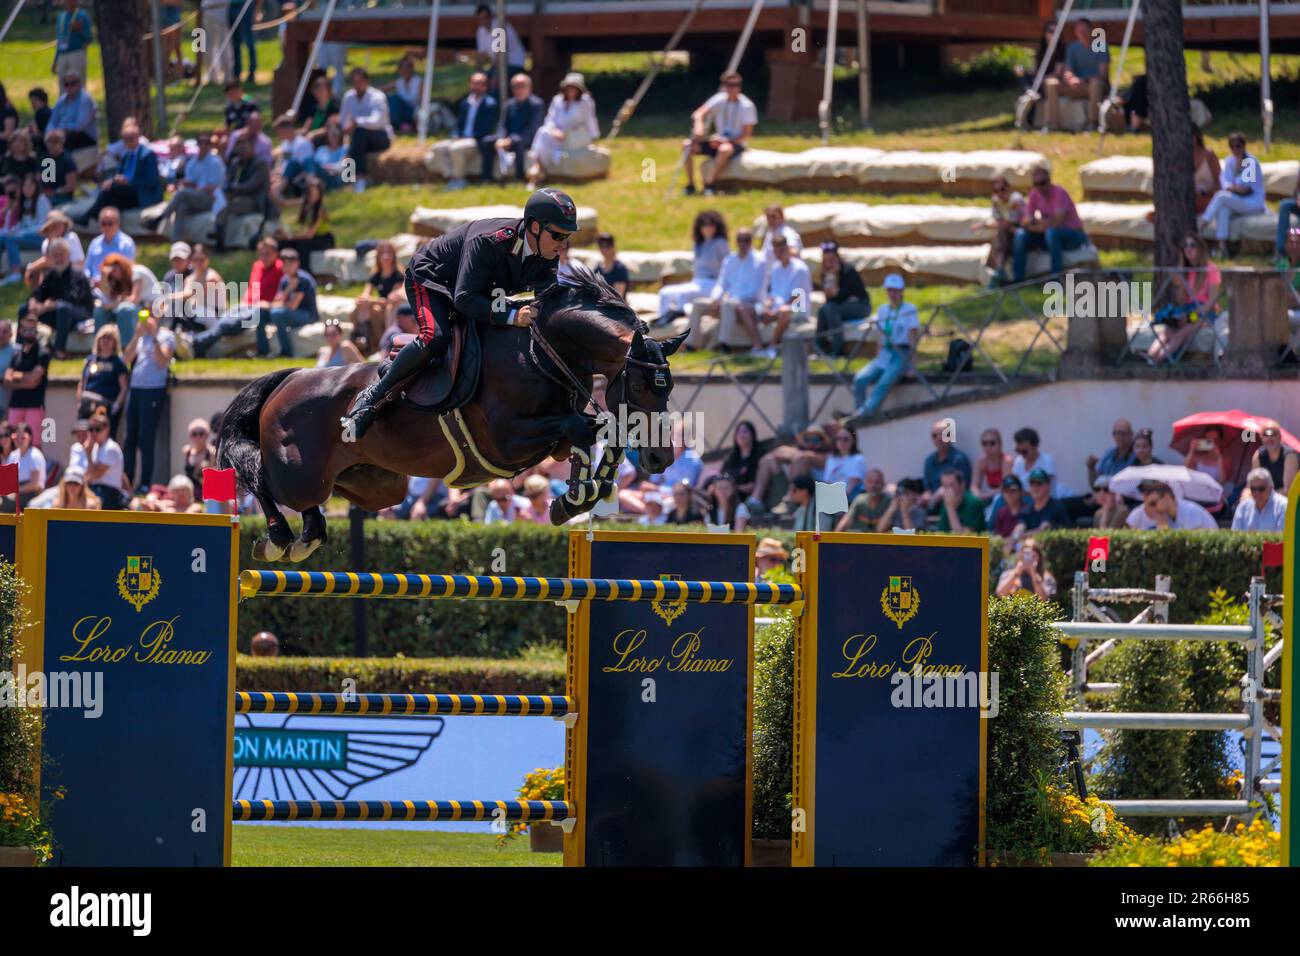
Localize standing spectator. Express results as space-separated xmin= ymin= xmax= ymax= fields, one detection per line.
xmin=77 ymin=325 xmax=128 ymax=437
xmin=4 ymin=315 xmax=51 ymax=440
xmin=1012 ymin=167 xmax=1087 ymax=283
xmin=46 ymin=72 xmax=97 ymax=150
xmin=299 ymin=74 xmax=340 ymax=143
xmin=815 ymin=240 xmax=870 ymax=355
xmin=26 ymin=238 xmax=92 ymax=358
xmin=493 ymin=73 xmax=544 ymax=183
xmin=0 ymin=321 xmax=13 ymax=420
xmin=213 ymin=133 xmax=270 ymax=251
xmin=273 ymin=175 xmax=333 ymax=260
xmin=200 ymin=0 xmax=234 ymax=85
xmin=1086 ymin=418 xmax=1136 ymax=487
xmin=142 ymin=133 xmax=227 ymax=241
xmin=1 ymin=174 xmax=51 ymax=284
xmin=877 ymin=476 xmax=927 ymax=531
xmin=80 ymin=119 xmax=162 ymax=223
xmin=91 ymin=253 xmax=138 ymax=347
xmin=312 ymin=118 xmax=348 ymax=190
xmin=1250 ymin=420 xmax=1299 ymax=497
xmin=936 ymin=469 xmax=986 ymax=533
xmin=1201 ymin=132 xmax=1265 ymax=259
xmin=53 ymin=0 xmax=94 ymax=86
xmin=1091 ymin=475 xmax=1130 ymax=529
xmin=179 ymin=418 xmax=217 ymax=488
xmin=593 ymin=233 xmax=629 ymax=297
xmin=664 ymin=480 xmax=703 ymax=524
xmin=383 ymin=54 xmax=423 ymax=134
xmin=1043 ymin=18 xmax=1108 ymax=131
xmin=704 ymin=473 xmax=750 ymax=531
xmin=315 ymin=317 xmax=364 ymax=367
xmin=36 ymin=129 xmax=78 ymax=206
xmin=228 ymin=0 xmax=259 ymax=84
xmin=352 ymin=239 xmax=402 ymax=348
xmin=745 ymin=233 xmax=810 ymax=357
xmin=1231 ymin=468 xmax=1289 ymax=532
xmin=6 ymin=423 xmax=46 ymax=508
xmin=1023 ymin=468 xmax=1071 ymax=531
xmin=122 ymin=308 xmax=176 ymax=493
xmin=1011 ymin=427 xmax=1057 ymax=492
xmin=688 ymin=226 xmax=763 ymax=349
xmin=976 ymin=176 xmax=1024 ymax=287
xmin=721 ymin=420 xmax=761 ymax=500
xmin=339 ymin=68 xmax=392 ymax=194
xmin=85 ymin=411 xmax=126 ymax=509
xmin=256 ymin=247 xmax=318 ymax=357
xmin=994 ymin=537 xmax=1056 ymax=600
xmin=836 ymin=467 xmax=890 ymax=531
xmin=657 ymin=210 xmax=728 ymax=322
xmin=921 ymin=422 xmax=973 ymax=496
xmin=527 ymin=72 xmax=600 ymax=189
xmin=474 ymin=4 xmax=526 ymax=78
xmin=1149 ymin=233 xmax=1220 ymax=365
xmin=1132 ymin=427 xmax=1163 ymax=466
xmin=1126 ymin=480 xmax=1217 ymax=530
xmin=680 ymin=71 xmax=756 ymax=197
xmin=974 ymin=428 xmax=1014 ymax=501
xmin=990 ymin=474 xmax=1028 ymax=542
xmin=847 ymin=274 xmax=919 ymax=420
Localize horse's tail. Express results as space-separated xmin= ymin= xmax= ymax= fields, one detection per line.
xmin=216 ymin=368 xmax=296 ymax=502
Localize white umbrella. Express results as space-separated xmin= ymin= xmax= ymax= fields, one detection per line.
xmin=1108 ymin=464 xmax=1223 ymax=504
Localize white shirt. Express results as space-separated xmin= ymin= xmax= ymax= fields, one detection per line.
xmin=1126 ymin=498 xmax=1218 ymax=530
xmin=823 ymin=453 xmax=866 ymax=488
xmin=476 ymin=20 xmax=524 ymax=66
xmin=42 ymin=232 xmax=84 ymax=272
xmin=874 ymin=300 xmax=920 ymax=348
xmin=339 ymin=85 xmax=393 ymax=138
xmin=485 ymin=495 xmax=528 ymax=524
xmin=766 ymin=256 xmax=813 ymax=313
xmin=90 ymin=438 xmax=125 ymax=490
xmin=700 ymin=91 xmax=758 ymax=140
xmin=68 ymin=441 xmax=90 ymax=473
xmin=395 ymin=75 xmax=422 ymax=107
xmin=7 ymin=446 xmax=45 ymax=487
xmin=712 ymin=250 xmax=764 ymax=303
xmin=133 ymin=263 xmax=161 ymax=311
xmin=1012 ymin=451 xmax=1057 ymax=482
xmin=760 ymin=223 xmax=803 ymax=270
xmin=281 ymin=134 xmax=315 ymax=165
xmin=1231 ymin=491 xmax=1288 ymax=532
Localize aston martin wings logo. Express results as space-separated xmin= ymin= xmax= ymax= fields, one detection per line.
xmin=651 ymin=573 xmax=687 ymax=626
xmin=881 ymin=575 xmax=919 ymax=629
xmin=118 ymin=556 xmax=160 ymax=612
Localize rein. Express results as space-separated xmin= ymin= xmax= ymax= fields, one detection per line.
xmin=527 ymin=321 xmax=670 ymax=416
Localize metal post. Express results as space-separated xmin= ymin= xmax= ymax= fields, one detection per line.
xmin=819 ymin=0 xmax=840 ymax=145
xmin=149 ymin=0 xmax=168 ymax=137
xmin=727 ymin=0 xmax=765 ymax=74
xmin=1070 ymin=571 xmax=1088 ymax=702
xmin=495 ymin=0 xmax=508 ymax=137
xmin=1261 ymin=0 xmax=1273 ymax=150
xmin=855 ymin=0 xmax=870 ymax=130
xmin=417 ymin=0 xmax=442 ymax=145
xmin=1153 ymin=573 xmax=1170 ymax=624
xmin=1244 ymin=577 xmax=1265 ymax=812
xmin=350 ymin=505 xmax=368 ymax=657
xmin=287 ymin=0 xmax=339 ymax=121
xmin=780 ymin=335 xmax=810 ymax=435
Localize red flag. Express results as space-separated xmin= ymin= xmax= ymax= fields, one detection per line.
xmin=1086 ymin=535 xmax=1110 ymax=570
xmin=1262 ymin=542 xmax=1284 ymax=570
xmin=0 ymin=462 xmax=19 ymax=515
xmin=202 ymin=467 xmax=237 ymax=502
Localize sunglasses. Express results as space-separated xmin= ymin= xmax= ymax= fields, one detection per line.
xmin=544 ymin=227 xmax=572 ymax=243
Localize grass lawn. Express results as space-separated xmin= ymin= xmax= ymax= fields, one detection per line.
xmin=232 ymin=823 xmax=560 ymax=866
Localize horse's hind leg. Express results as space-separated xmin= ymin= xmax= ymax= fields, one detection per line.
xmin=288 ymin=506 xmax=327 ymax=563
xmin=251 ymin=491 xmax=295 ymax=562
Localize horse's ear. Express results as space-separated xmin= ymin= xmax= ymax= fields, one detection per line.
xmin=660 ymin=331 xmax=689 ymax=357
xmin=632 ymin=326 xmax=645 ymax=349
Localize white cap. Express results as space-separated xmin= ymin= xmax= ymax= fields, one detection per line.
xmin=883 ymin=273 xmax=905 ymax=291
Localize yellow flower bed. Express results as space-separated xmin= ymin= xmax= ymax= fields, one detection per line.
xmin=0 ymin=792 xmax=53 ymax=862
xmin=497 ymin=767 xmax=565 ymax=845
xmin=1091 ymin=819 xmax=1280 ymax=867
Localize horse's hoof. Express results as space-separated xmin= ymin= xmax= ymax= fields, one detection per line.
xmin=288 ymin=537 xmax=323 ymax=563
xmin=251 ymin=537 xmax=288 ymax=562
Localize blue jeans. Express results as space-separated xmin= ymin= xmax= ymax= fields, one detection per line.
xmin=852 ymin=346 xmax=909 ymax=416
xmin=94 ymin=303 xmax=137 ymax=346
xmin=1012 ymin=226 xmax=1087 ymax=282
xmin=229 ymin=2 xmax=256 ymax=77
xmin=257 ymin=307 xmax=314 ymax=357
xmin=2 ymin=228 xmax=41 ymax=273
xmin=193 ymin=311 xmax=257 ymax=357
xmin=388 ymin=93 xmax=416 ymax=128
xmin=1277 ymin=199 xmax=1299 ymax=254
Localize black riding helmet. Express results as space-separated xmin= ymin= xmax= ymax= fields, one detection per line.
xmin=524 ymin=187 xmax=579 ymax=235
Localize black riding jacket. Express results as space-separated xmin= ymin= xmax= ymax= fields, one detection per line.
xmin=408 ymin=217 xmax=558 ymax=326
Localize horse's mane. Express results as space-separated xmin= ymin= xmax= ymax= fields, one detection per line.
xmin=538 ymin=262 xmax=644 ymax=337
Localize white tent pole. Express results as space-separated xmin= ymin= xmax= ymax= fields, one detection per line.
xmin=1261 ymin=0 xmax=1273 ymax=150
xmin=496 ymin=0 xmax=508 ymax=137
xmin=727 ymin=0 xmax=765 ymax=74
xmin=1015 ymin=0 xmax=1075 ymax=130
xmin=150 ymin=0 xmax=168 ymax=135
xmin=819 ymin=0 xmax=840 ymax=144
xmin=1096 ymin=0 xmax=1141 ymax=151
xmin=418 ymin=0 xmax=441 ymax=144
xmin=607 ymin=0 xmax=708 ymax=140
xmin=288 ymin=0 xmax=339 ymax=121
xmin=0 ymin=0 xmax=28 ymax=45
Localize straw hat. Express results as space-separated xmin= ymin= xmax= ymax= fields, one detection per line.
xmin=38 ymin=209 xmax=73 ymax=237
xmin=756 ymin=537 xmax=789 ymax=561
xmin=559 ymin=72 xmax=588 ymax=96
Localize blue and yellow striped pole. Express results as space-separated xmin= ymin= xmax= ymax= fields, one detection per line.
xmin=232 ymin=799 xmax=571 ymax=822
xmin=235 ymin=691 xmax=572 ymax=717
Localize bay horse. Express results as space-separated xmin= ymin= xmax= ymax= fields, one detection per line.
xmin=217 ymin=266 xmax=687 ymax=561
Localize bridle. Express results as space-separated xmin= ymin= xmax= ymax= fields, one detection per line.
xmin=527 ymin=320 xmax=670 ymax=418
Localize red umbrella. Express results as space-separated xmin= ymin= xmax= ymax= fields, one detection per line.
xmin=1169 ymin=410 xmax=1300 ymax=488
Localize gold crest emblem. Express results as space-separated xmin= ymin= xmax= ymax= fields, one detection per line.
xmin=651 ymin=573 xmax=687 ymax=626
xmin=118 ymin=556 xmax=161 ymax=612
xmin=880 ymin=575 xmax=919 ymax=629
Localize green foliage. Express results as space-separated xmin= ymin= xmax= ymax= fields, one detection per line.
xmin=945 ymin=44 xmax=1034 ymax=86
xmin=1182 ymin=591 xmax=1240 ymax=808
xmin=751 ymin=567 xmax=797 ymax=841
xmin=0 ymin=562 xmax=37 ymax=800
xmin=235 ymin=653 xmax=565 ymax=695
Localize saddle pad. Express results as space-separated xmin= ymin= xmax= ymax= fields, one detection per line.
xmin=398 ymin=318 xmax=482 ymax=414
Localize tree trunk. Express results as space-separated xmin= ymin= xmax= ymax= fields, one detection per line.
xmin=1144 ymin=0 xmax=1196 ymax=272
xmin=92 ymin=0 xmax=154 ymax=139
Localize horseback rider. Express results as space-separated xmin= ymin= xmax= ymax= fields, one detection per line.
xmin=341 ymin=186 xmax=579 ymax=437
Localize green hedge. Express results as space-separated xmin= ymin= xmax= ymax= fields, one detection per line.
xmin=0 ymin=562 xmax=36 ymax=798
xmin=235 ymin=653 xmax=565 ymax=695
xmin=1035 ymin=530 xmax=1284 ymax=623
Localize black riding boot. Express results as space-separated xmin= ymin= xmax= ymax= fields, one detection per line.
xmin=340 ymin=338 xmax=436 ymax=438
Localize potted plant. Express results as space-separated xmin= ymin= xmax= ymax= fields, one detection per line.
xmin=993 ymin=772 xmax=1137 ymax=866
xmin=498 ymin=766 xmax=566 ymax=853
xmin=0 ymin=791 xmax=54 ymax=866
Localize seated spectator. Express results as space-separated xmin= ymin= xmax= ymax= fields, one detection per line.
xmin=1276 ymin=229 xmax=1300 ymax=341
xmin=1023 ymin=467 xmax=1070 ymax=531
xmin=483 ymin=477 xmax=526 ymax=523
xmin=1126 ymin=480 xmax=1217 ymax=530
xmin=1 ymin=173 xmax=51 ymax=284
xmin=46 ymin=72 xmax=97 ymax=150
xmin=990 ymin=474 xmax=1028 ymax=544
xmin=175 ymin=242 xmax=228 ymax=338
xmin=994 ymin=536 xmax=1056 ymax=600
xmin=92 ymin=253 xmax=138 ymax=347
xmin=1231 ymin=467 xmax=1288 ymax=532
xmin=494 ymin=74 xmax=545 ymax=183
xmin=474 ymin=4 xmax=526 ymax=78
xmin=155 ymin=135 xmax=189 ymax=187
xmin=26 ymin=87 xmax=51 ymax=142
xmin=847 ymin=274 xmax=919 ymax=420
xmin=339 ymin=67 xmax=392 ymax=193
xmin=936 ymin=468 xmax=986 ymax=533
xmin=155 ymin=240 xmax=193 ymax=322
xmin=1201 ymin=132 xmax=1265 ymax=258
xmin=1043 ymin=17 xmax=1109 ymax=131
xmin=273 ymin=175 xmax=334 ymax=260
xmin=527 ymin=72 xmax=600 ymax=189
xmin=687 ymin=226 xmax=762 ymax=349
xmin=759 ymin=204 xmax=803 ymax=265
xmin=745 ymin=233 xmax=810 ymax=358
xmin=788 ymin=472 xmax=827 ymax=532
xmin=1132 ymin=427 xmax=1163 ymax=467
xmin=37 ymin=129 xmax=78 ymax=206
xmin=316 ymin=317 xmax=364 ymax=367
xmin=921 ymin=422 xmax=973 ymax=503
xmin=593 ymin=232 xmax=629 ymax=297
xmin=312 ymin=117 xmax=348 ymax=191
xmin=977 ymin=176 xmax=1024 ymax=287
xmin=876 ymin=476 xmax=927 ymax=531
xmin=836 ymin=467 xmax=890 ymax=531
xmin=1 ymin=131 xmax=40 ymax=180
xmin=1117 ymin=73 xmax=1148 ymax=133
xmin=383 ymin=475 xmax=447 ymax=521
xmin=25 ymin=210 xmax=84 ymax=290
xmin=1150 ymin=232 xmax=1220 ymax=365
xmin=815 ymin=240 xmax=870 ymax=355
xmin=664 ymin=479 xmax=704 ymax=525
xmin=823 ymin=427 xmax=865 ymax=499
xmin=1012 ymin=167 xmax=1087 ymax=283
xmin=85 ymin=411 xmax=126 ymax=509
xmin=179 ymin=418 xmax=216 ymax=488
xmin=657 ymin=209 xmax=728 ymax=323
xmin=448 ymin=72 xmax=499 ymax=185
xmin=0 ymin=84 xmax=15 ymax=158
xmin=0 ymin=322 xmax=13 ymax=420
xmin=1192 ymin=127 xmax=1221 ymax=217
xmin=352 ymin=239 xmax=403 ymax=350
xmin=214 ymin=133 xmax=271 ymax=251
xmin=271 ymin=113 xmax=316 ymax=200
xmin=704 ymin=472 xmax=750 ymax=531
xmin=26 ymin=238 xmax=92 ymax=358
xmin=383 ymin=54 xmax=422 ymax=134
xmin=142 ymin=133 xmax=225 ymax=240
xmin=1091 ymin=475 xmax=1130 ymax=529
xmin=299 ymin=74 xmax=340 ymax=144
xmin=6 ymin=422 xmax=46 ymax=507
xmin=41 ymin=464 xmax=99 ymax=510
xmin=1011 ymin=427 xmax=1056 ymax=493
xmin=77 ymin=325 xmax=127 ymax=434
xmin=643 ymin=425 xmax=702 ymax=492
xmin=223 ymin=79 xmax=258 ymax=132
xmin=84 ymin=206 xmax=136 ymax=286
xmin=225 ymin=107 xmax=274 ymax=167
xmin=1184 ymin=424 xmax=1232 ymax=503
xmin=747 ymin=424 xmax=832 ymax=514
xmin=517 ymin=474 xmax=553 ymax=524
xmin=755 ymin=537 xmax=789 ymax=581
xmin=974 ymin=428 xmax=1014 ymax=501
xmin=680 ymin=71 xmax=756 ymax=197
xmin=144 ymin=474 xmax=203 ymax=514
xmin=375 ymin=302 xmax=418 ymax=358
xmin=80 ymin=118 xmax=162 ymax=223
xmin=722 ymin=420 xmax=761 ymax=500
xmin=1086 ymin=418 xmax=1136 ymax=487
xmin=1251 ymin=420 xmax=1298 ymax=497
xmin=256 ymin=248 xmax=318 ymax=358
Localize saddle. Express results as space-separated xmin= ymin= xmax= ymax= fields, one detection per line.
xmin=387 ymin=318 xmax=483 ymax=415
